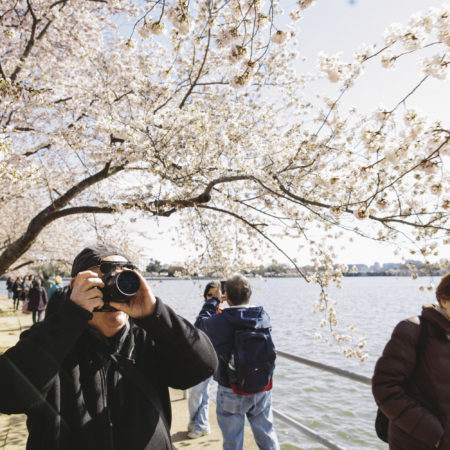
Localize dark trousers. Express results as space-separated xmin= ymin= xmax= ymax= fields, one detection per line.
xmin=32 ymin=310 xmax=43 ymax=323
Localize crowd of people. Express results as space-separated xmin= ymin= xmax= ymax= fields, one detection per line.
xmin=6 ymin=272 xmax=65 ymax=323
xmin=1 ymin=242 xmax=449 ymax=450
xmin=0 ymin=244 xmax=278 ymax=450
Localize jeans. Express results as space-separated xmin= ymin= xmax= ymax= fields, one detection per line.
xmin=216 ymin=385 xmax=279 ymax=450
xmin=32 ymin=310 xmax=43 ymax=323
xmin=188 ymin=376 xmax=212 ymax=432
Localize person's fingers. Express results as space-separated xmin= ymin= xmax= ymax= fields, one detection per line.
xmin=74 ymin=270 xmax=100 ymax=281
xmin=108 ymin=301 xmax=130 ymax=314
xmin=70 ymin=270 xmax=106 ymax=312
xmin=75 ymin=272 xmax=103 ymax=290
xmin=84 ymin=287 xmax=103 ymax=300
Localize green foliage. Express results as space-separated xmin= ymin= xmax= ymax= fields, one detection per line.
xmin=145 ymin=258 xmax=162 ymax=273
xmin=167 ymin=265 xmax=186 ymax=277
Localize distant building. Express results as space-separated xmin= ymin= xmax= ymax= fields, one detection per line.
xmin=352 ymin=264 xmax=369 ymax=273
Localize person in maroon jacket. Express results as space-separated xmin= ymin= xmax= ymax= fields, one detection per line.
xmin=373 ymin=273 xmax=450 ymax=450
xmin=27 ymin=279 xmax=48 ymax=323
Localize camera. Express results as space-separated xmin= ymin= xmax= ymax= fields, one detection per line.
xmin=95 ymin=270 xmax=140 ymax=311
xmin=220 ymin=280 xmax=226 ymax=294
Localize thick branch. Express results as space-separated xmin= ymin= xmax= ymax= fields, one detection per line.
xmin=0 ymin=162 xmax=125 ymax=275
xmin=10 ymin=0 xmax=39 ymax=82
xmin=10 ymin=260 xmax=35 ymax=271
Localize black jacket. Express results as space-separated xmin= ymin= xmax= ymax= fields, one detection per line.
xmin=27 ymin=286 xmax=48 ymax=311
xmin=0 ymin=295 xmax=217 ymax=450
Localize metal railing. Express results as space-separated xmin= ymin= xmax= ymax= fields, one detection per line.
xmin=273 ymin=350 xmax=372 ymax=450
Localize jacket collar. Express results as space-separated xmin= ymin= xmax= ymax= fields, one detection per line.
xmin=422 ymin=304 xmax=450 ymax=339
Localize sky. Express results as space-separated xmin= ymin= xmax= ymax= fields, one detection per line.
xmin=133 ymin=0 xmax=449 ymax=268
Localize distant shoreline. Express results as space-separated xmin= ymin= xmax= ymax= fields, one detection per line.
xmin=143 ymin=273 xmax=442 ymax=280
xmin=0 ymin=273 xmax=445 ymax=284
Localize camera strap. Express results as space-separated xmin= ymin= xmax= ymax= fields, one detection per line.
xmin=108 ymin=353 xmax=172 ymax=449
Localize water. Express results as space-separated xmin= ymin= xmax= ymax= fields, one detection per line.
xmin=0 ymin=276 xmax=438 ymax=449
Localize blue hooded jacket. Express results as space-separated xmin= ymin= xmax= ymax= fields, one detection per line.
xmin=195 ymin=297 xmax=273 ymax=387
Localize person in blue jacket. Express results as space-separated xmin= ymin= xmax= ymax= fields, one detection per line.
xmin=187 ymin=281 xmax=221 ymax=439
xmin=195 ymin=273 xmax=279 ymax=450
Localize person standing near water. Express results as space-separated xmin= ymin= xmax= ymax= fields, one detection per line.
xmin=187 ymin=281 xmax=222 ymax=439
xmin=42 ymin=273 xmax=54 ymax=297
xmin=372 ymin=273 xmax=450 ymax=449
xmin=27 ymin=279 xmax=48 ymax=323
xmin=12 ymin=277 xmax=22 ymax=311
xmin=195 ymin=273 xmax=279 ymax=450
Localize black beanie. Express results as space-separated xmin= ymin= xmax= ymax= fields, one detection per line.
xmin=71 ymin=243 xmax=131 ymax=277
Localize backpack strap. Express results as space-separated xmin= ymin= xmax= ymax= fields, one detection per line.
xmin=416 ymin=315 xmax=428 ymax=361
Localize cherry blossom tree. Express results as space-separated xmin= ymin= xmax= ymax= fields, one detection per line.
xmin=1 ymin=0 xmax=448 ymax=357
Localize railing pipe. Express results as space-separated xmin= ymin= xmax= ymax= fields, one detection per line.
xmin=277 ymin=350 xmax=371 ymax=385
xmin=272 ymin=409 xmax=346 ymax=450
xmin=272 ymin=350 xmax=372 ymax=449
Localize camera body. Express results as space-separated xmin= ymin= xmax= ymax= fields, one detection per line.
xmin=100 ymin=270 xmax=141 ymax=304
xmin=220 ymin=280 xmax=226 ymax=294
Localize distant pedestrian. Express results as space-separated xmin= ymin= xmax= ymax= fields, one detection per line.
xmin=20 ymin=275 xmax=32 ymax=303
xmin=12 ymin=277 xmax=22 ymax=310
xmin=42 ymin=273 xmax=54 ymax=296
xmin=27 ymin=279 xmax=48 ymax=323
xmin=47 ymin=275 xmax=64 ymax=300
xmin=187 ymin=281 xmax=221 ymax=439
xmin=6 ymin=277 xmax=13 ymax=300
xmin=45 ymin=276 xmax=65 ymax=319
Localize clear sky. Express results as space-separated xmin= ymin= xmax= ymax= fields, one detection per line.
xmin=133 ymin=0 xmax=449 ymax=268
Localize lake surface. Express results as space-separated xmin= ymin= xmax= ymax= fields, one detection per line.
xmin=0 ymin=276 xmax=439 ymax=449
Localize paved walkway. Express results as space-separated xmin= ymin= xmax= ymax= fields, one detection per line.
xmin=0 ymin=294 xmax=257 ymax=449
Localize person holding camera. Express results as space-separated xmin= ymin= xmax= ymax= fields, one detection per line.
xmin=0 ymin=243 xmax=217 ymax=450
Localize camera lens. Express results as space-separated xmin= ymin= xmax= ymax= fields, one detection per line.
xmin=116 ymin=271 xmax=140 ymax=296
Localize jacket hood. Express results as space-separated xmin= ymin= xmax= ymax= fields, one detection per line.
xmin=422 ymin=304 xmax=450 ymax=337
xmin=221 ymin=306 xmax=271 ymax=330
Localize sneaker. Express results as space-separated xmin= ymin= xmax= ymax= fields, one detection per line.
xmin=187 ymin=424 xmax=194 ymax=433
xmin=187 ymin=430 xmax=210 ymax=439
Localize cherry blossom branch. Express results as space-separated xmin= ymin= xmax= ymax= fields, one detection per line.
xmin=361 ymin=139 xmax=447 ymax=204
xmin=196 ymin=203 xmax=308 ymax=281
xmin=179 ymin=29 xmax=212 ymax=109
xmin=387 ymin=74 xmax=430 ymax=114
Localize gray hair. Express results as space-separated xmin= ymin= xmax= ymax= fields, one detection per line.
xmin=225 ymin=273 xmax=252 ymax=305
